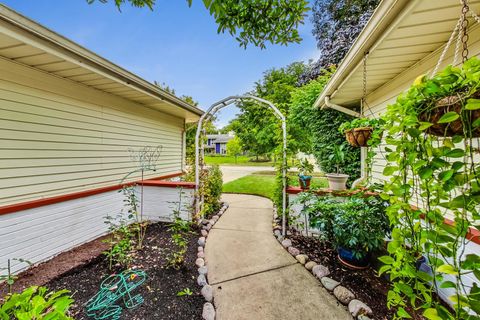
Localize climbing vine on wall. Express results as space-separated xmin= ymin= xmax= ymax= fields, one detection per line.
xmin=379 ymin=58 xmax=480 ymax=319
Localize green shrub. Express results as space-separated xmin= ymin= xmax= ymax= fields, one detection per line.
xmin=0 ymin=286 xmax=74 ymax=319
xmin=305 ymin=195 xmax=390 ymax=259
xmin=200 ymin=165 xmax=223 ymax=218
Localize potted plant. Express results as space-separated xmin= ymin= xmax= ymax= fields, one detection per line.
xmin=298 ymin=158 xmax=314 ymax=190
xmin=407 ymin=59 xmax=480 ymax=137
xmin=339 ymin=118 xmax=385 ymax=147
xmin=332 ymin=196 xmax=390 ymax=269
xmin=325 ymin=144 xmax=349 ymax=190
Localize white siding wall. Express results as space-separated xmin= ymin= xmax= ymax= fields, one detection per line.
xmin=142 ymin=186 xmax=194 ymax=222
xmin=0 ymin=185 xmax=194 ymax=275
xmin=0 ymin=58 xmax=185 ymax=206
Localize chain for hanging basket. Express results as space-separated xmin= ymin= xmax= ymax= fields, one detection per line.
xmin=419 ymin=0 xmax=480 ymax=137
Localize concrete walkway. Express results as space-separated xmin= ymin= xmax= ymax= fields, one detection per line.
xmin=219 ymin=165 xmax=274 ymax=183
xmin=204 ymin=194 xmax=351 ymax=320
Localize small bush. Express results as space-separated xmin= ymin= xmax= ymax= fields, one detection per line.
xmin=304 ymin=194 xmax=390 ymax=259
xmin=0 ymin=286 xmax=74 ymax=319
xmin=199 ymin=165 xmax=223 ymax=218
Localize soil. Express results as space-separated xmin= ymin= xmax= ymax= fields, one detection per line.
xmin=2 ymin=222 xmax=203 ymax=320
xmin=289 ymin=233 xmax=425 ymax=320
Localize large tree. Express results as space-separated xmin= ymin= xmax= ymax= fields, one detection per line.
xmin=87 ymin=0 xmax=309 ymax=49
xmin=234 ymin=62 xmax=308 ymax=159
xmin=301 ymin=0 xmax=379 ymax=83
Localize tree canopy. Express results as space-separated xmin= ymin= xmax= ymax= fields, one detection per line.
xmin=86 ymin=0 xmax=309 ymax=49
xmin=226 ymin=137 xmax=243 ymax=163
xmin=233 ymin=62 xmax=308 ymax=158
xmin=301 ymin=0 xmax=379 ymax=83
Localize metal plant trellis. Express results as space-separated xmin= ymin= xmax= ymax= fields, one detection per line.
xmin=194 ymin=95 xmax=288 ymax=236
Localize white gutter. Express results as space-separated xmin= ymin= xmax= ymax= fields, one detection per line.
xmin=323 ymin=96 xmax=361 ymax=118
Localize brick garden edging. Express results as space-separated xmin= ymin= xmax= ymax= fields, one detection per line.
xmin=272 ymin=208 xmax=374 ymax=320
xmin=195 ymin=202 xmax=229 ymax=320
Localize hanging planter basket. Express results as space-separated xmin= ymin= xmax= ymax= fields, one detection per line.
xmin=345 ymin=127 xmax=373 ymax=147
xmin=418 ymin=91 xmax=480 ymax=137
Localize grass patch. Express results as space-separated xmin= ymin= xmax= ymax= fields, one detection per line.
xmin=204 ymin=155 xmax=297 ymax=167
xmin=223 ymin=175 xmax=276 ymax=199
xmin=222 ymin=173 xmax=329 ymax=200
xmin=205 ymin=155 xmax=273 ymax=166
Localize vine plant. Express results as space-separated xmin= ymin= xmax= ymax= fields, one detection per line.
xmin=379 ymin=57 xmax=480 ymax=319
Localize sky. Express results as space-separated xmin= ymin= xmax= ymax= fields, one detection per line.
xmin=1 ymin=0 xmax=320 ymax=127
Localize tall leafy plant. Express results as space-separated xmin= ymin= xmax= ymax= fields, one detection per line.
xmin=289 ymin=71 xmax=361 ymax=184
xmin=379 ymin=57 xmax=480 ymax=319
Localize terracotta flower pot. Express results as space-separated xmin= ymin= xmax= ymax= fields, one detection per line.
xmin=325 ymin=173 xmax=349 ymax=191
xmin=345 ymin=127 xmax=373 ymax=147
xmin=419 ymin=91 xmax=480 ymax=137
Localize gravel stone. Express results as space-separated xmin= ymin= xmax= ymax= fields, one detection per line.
xmin=312 ymin=264 xmax=330 ymax=279
xmin=274 ymin=229 xmax=282 ymax=237
xmin=201 ymin=230 xmax=208 ymax=237
xmin=195 ymin=258 xmax=205 ymax=268
xmin=295 ymin=254 xmax=309 ymax=265
xmin=198 ymin=266 xmax=208 ymax=275
xmin=198 ymin=237 xmax=206 ymax=247
xmin=197 ymin=251 xmax=205 ymax=259
xmin=288 ymin=246 xmax=300 ymax=256
xmin=208 ymin=219 xmax=215 ymax=225
xmin=198 ymin=246 xmax=204 ymax=253
xmin=201 ymin=285 xmax=213 ymax=302
xmin=304 ymin=261 xmax=317 ymax=271
xmin=320 ymin=277 xmax=340 ymax=291
xmin=334 ymin=286 xmax=355 ymax=305
xmin=358 ymin=315 xmax=372 ymax=320
xmin=348 ymin=299 xmax=372 ymax=317
xmin=281 ymin=239 xmax=292 ymax=248
xmin=201 ymin=219 xmax=209 ymax=225
xmin=205 ymin=224 xmax=213 ymax=231
xmin=211 ymin=215 xmax=219 ymax=221
xmin=202 ymin=302 xmax=215 ymax=320
xmin=197 ymin=274 xmax=208 ymax=286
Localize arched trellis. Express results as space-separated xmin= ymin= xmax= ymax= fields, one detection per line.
xmin=195 ymin=95 xmax=287 ymax=236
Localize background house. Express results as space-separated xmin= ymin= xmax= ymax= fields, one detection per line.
xmin=0 ymin=5 xmax=202 ymax=274
xmin=312 ymin=0 xmax=480 ymax=305
xmin=206 ymin=132 xmax=234 ymax=155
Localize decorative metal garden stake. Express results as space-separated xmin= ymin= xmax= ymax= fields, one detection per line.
xmin=86 ymin=270 xmax=147 ymax=320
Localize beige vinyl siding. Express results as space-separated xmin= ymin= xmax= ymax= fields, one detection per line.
xmin=0 ymin=58 xmax=185 ymax=206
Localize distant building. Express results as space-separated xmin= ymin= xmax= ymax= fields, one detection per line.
xmin=206 ymin=132 xmax=234 ymax=155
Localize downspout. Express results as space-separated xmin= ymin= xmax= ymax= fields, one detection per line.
xmin=323 ymin=96 xmax=366 ymax=189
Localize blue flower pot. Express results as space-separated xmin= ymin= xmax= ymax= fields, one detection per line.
xmin=337 ymin=246 xmax=369 ymax=269
xmin=298 ymin=175 xmax=312 ymax=190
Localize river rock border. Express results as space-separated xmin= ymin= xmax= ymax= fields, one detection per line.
xmin=272 ymin=209 xmax=373 ymax=320
xmin=196 ymin=202 xmax=229 ymax=320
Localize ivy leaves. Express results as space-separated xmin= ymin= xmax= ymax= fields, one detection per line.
xmin=380 ymin=57 xmax=480 ymax=319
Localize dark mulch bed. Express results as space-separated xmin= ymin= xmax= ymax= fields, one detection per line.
xmin=7 ymin=222 xmax=204 ymax=320
xmin=290 ymin=233 xmax=396 ymax=320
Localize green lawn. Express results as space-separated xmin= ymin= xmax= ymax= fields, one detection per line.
xmin=204 ymin=155 xmax=296 ymax=167
xmin=222 ymin=173 xmax=328 ymax=200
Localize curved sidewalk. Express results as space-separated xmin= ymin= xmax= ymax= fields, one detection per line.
xmin=204 ymin=194 xmax=351 ymax=320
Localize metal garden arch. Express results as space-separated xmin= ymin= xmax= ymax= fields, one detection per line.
xmin=195 ymin=95 xmax=287 ymax=236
